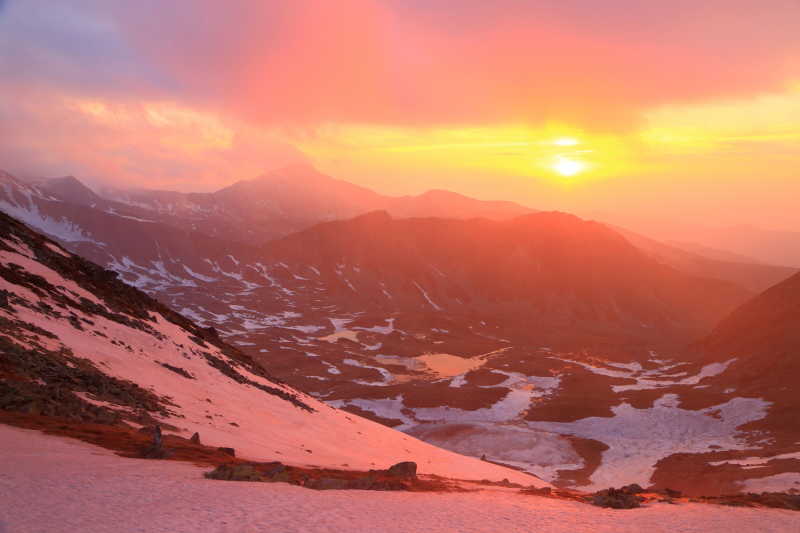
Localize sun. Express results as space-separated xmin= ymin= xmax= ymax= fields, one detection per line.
xmin=552 ymin=156 xmax=586 ymax=177
xmin=552 ymin=137 xmax=579 ymax=146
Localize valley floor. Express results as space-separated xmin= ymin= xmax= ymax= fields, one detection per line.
xmin=1 ymin=425 xmax=797 ymax=533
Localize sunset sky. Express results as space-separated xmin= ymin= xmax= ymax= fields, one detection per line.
xmin=1 ymin=0 xmax=799 ymax=234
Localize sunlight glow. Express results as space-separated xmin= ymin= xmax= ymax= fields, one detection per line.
xmin=552 ymin=156 xmax=586 ymax=177
xmin=294 ymin=124 xmax=637 ymax=187
xmin=553 ymin=137 xmax=579 ymax=146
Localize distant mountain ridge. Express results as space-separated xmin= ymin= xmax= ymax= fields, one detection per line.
xmin=100 ymin=164 xmax=537 ymax=245
xmin=616 ymin=226 xmax=796 ymax=294
xmin=1 ymin=166 xmax=794 ymax=347
xmin=674 ymin=225 xmax=800 ymax=268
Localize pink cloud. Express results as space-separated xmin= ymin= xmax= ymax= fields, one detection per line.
xmin=101 ymin=0 xmax=800 ymax=130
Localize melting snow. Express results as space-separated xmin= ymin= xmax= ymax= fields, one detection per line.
xmin=526 ymin=394 xmax=772 ymax=490
xmin=414 ymin=282 xmax=442 ymax=311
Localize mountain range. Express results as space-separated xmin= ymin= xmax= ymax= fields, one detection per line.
xmin=1 ymin=165 xmax=798 ymax=494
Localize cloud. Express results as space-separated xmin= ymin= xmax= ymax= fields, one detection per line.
xmin=0 ymin=86 xmax=304 ymax=190
xmin=100 ymin=0 xmax=800 ymax=130
xmin=7 ymin=1 xmax=798 ymax=130
xmin=1 ymin=0 xmax=799 ymax=200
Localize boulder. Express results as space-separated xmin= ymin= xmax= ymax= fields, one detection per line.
xmin=140 ymin=425 xmax=170 ymax=459
xmin=190 ymin=432 xmax=200 ymax=444
xmin=386 ymin=461 xmax=417 ymax=478
xmin=620 ymin=483 xmax=644 ymax=494
xmin=205 ymin=464 xmax=262 ymax=482
xmin=525 ymin=486 xmax=552 ymax=496
xmin=217 ymin=447 xmax=235 ymax=457
xmin=591 ymin=487 xmax=643 ymax=509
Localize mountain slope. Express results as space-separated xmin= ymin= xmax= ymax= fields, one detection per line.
xmin=0 ymin=210 xmax=542 ymax=485
xmin=703 ymin=271 xmax=800 ymax=361
xmin=0 ymin=169 xmax=260 ymax=294
xmin=33 ymin=175 xmax=106 ymax=207
xmin=257 ymin=210 xmax=750 ymax=347
xmin=640 ymin=274 xmax=800 ymax=495
xmin=617 ymin=226 xmax=797 ymax=294
xmin=694 ymin=272 xmax=800 ymax=449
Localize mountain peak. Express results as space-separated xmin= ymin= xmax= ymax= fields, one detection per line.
xmin=35 ymin=175 xmax=102 ymax=206
xmin=512 ymin=210 xmax=585 ymax=226
xmin=416 ymin=189 xmax=469 ymax=200
xmin=350 ymin=209 xmax=393 ymax=223
xmin=255 ymin=163 xmax=327 ymax=182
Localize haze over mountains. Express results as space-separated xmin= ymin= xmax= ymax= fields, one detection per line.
xmin=3 ymin=165 xmax=794 ymax=355
xmin=2 ymin=164 xmax=798 ymax=496
xmin=681 ymin=226 xmax=800 ymax=269
xmin=97 ymin=164 xmax=535 ymax=245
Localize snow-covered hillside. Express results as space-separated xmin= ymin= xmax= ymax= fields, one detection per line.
xmin=2 ymin=425 xmax=797 ymax=533
xmin=0 ymin=211 xmax=542 ymax=485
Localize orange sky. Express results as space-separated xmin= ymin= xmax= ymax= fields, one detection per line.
xmin=1 ymin=0 xmax=799 ymax=234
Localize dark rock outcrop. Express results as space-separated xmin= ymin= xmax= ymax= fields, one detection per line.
xmin=386 ymin=461 xmax=417 ymax=478
xmin=204 ymin=460 xmax=441 ymax=492
xmin=140 ymin=425 xmax=170 ymax=459
xmin=591 ymin=486 xmax=644 ymax=509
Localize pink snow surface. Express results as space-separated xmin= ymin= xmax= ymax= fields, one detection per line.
xmin=1 ymin=425 xmax=797 ymax=533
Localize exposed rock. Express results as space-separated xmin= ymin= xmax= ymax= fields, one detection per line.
xmin=524 ymin=486 xmax=552 ymax=496
xmin=217 ymin=447 xmax=235 ymax=457
xmin=205 ymin=464 xmax=263 ymax=482
xmin=190 ymin=432 xmax=200 ymax=444
xmin=591 ymin=487 xmax=643 ymax=509
xmin=158 ymin=362 xmax=195 ymax=380
xmin=701 ymin=492 xmax=800 ymax=511
xmin=620 ymin=483 xmax=644 ymax=494
xmin=140 ymin=425 xmax=170 ymax=459
xmin=307 ymin=477 xmax=351 ymax=490
xmin=386 ymin=461 xmax=417 ymax=478
xmin=68 ymin=315 xmax=83 ymax=331
xmin=204 ymin=461 xmax=444 ymax=492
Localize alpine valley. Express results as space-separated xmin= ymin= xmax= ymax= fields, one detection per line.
xmin=2 ymin=165 xmax=798 ymax=498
